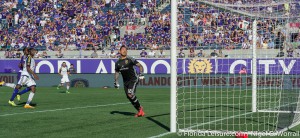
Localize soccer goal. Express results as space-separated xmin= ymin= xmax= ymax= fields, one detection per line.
xmin=170 ymin=0 xmax=300 ymax=136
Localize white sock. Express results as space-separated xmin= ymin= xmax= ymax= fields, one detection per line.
xmin=67 ymin=86 xmax=70 ymax=90
xmin=4 ymin=83 xmax=16 ymax=89
xmin=26 ymin=92 xmax=35 ymax=105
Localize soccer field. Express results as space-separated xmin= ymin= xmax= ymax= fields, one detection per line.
xmin=0 ymin=87 xmax=299 ymax=138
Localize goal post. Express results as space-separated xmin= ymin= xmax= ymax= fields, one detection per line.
xmin=252 ymin=20 xmax=257 ymax=113
xmin=170 ymin=0 xmax=178 ymax=133
xmin=170 ymin=0 xmax=300 ymax=135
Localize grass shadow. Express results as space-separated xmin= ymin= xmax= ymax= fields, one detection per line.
xmin=110 ymin=111 xmax=135 ymax=116
xmin=59 ymin=91 xmax=67 ymax=93
xmin=17 ymin=102 xmax=37 ymax=107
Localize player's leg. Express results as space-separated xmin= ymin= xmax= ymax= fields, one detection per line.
xmin=24 ymin=78 xmax=37 ymax=109
xmin=57 ymin=77 xmax=64 ymax=89
xmin=0 ymin=69 xmax=19 ymax=88
xmin=131 ymin=80 xmax=145 ymax=117
xmin=57 ymin=83 xmax=63 ymax=89
xmin=24 ymin=86 xmax=36 ymax=109
xmin=125 ymin=81 xmax=144 ymax=117
xmin=8 ymin=76 xmax=26 ymax=106
xmin=66 ymin=77 xmax=70 ymax=93
xmin=0 ymin=81 xmax=16 ymax=89
xmin=8 ymin=84 xmax=21 ymax=106
xmin=7 ymin=71 xmax=22 ymax=89
xmin=16 ymin=87 xmax=31 ymax=101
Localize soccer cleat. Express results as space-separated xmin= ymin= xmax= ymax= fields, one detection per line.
xmin=57 ymin=86 xmax=60 ymax=90
xmin=66 ymin=90 xmax=70 ymax=94
xmin=17 ymin=94 xmax=21 ymax=101
xmin=8 ymin=100 xmax=17 ymax=106
xmin=24 ymin=104 xmax=35 ymax=109
xmin=135 ymin=106 xmax=145 ymax=117
xmin=0 ymin=81 xmax=4 ymax=86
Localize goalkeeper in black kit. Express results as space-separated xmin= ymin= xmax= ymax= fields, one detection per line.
xmin=114 ymin=45 xmax=145 ymax=117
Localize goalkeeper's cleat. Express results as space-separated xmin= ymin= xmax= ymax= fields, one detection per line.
xmin=16 ymin=94 xmax=21 ymax=102
xmin=135 ymin=106 xmax=145 ymax=117
xmin=8 ymin=100 xmax=17 ymax=106
xmin=57 ymin=86 xmax=60 ymax=90
xmin=0 ymin=81 xmax=4 ymax=86
xmin=24 ymin=104 xmax=35 ymax=109
xmin=66 ymin=90 xmax=70 ymax=94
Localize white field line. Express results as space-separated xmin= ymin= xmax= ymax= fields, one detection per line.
xmin=0 ymin=102 xmax=129 ymax=117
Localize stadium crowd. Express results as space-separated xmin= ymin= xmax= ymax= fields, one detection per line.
xmin=0 ymin=0 xmax=162 ymax=51
xmin=1 ymin=0 xmax=300 ymax=58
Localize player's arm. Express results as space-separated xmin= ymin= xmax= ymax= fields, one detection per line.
xmin=26 ymin=56 xmax=39 ymax=80
xmin=114 ymin=72 xmax=120 ymax=83
xmin=136 ymin=63 xmax=144 ymax=79
xmin=131 ymin=57 xmax=144 ymax=79
xmin=59 ymin=68 xmax=62 ymax=76
xmin=136 ymin=63 xmax=144 ymax=74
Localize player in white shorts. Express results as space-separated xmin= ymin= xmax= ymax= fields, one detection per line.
xmin=9 ymin=48 xmax=39 ymax=108
xmin=57 ymin=62 xmax=71 ymax=93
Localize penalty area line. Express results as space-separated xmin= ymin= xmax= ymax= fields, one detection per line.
xmin=0 ymin=102 xmax=129 ymax=117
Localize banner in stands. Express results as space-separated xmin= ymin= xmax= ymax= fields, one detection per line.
xmin=126 ymin=25 xmax=138 ymax=30
xmin=290 ymin=22 xmax=300 ymax=27
xmin=0 ymin=58 xmax=299 ymax=74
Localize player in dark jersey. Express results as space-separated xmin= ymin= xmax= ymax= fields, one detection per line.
xmin=114 ymin=45 xmax=145 ymax=117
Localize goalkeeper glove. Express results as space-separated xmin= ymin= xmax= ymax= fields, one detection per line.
xmin=114 ymin=81 xmax=120 ymax=89
xmin=139 ymin=73 xmax=145 ymax=79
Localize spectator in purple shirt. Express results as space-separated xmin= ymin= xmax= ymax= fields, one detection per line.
xmin=28 ymin=39 xmax=36 ymax=48
xmin=140 ymin=49 xmax=147 ymax=58
xmin=14 ymin=42 xmax=20 ymax=50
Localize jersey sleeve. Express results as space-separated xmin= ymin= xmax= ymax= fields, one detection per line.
xmin=129 ymin=56 xmax=139 ymax=65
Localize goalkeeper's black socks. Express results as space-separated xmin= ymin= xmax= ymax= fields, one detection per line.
xmin=129 ymin=95 xmax=141 ymax=111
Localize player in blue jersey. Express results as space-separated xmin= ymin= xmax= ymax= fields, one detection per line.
xmin=3 ymin=47 xmax=33 ymax=106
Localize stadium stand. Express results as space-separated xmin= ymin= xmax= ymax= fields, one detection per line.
xmin=0 ymin=0 xmax=299 ymax=58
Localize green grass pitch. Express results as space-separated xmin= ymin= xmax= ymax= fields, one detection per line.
xmin=0 ymin=87 xmax=300 ymax=138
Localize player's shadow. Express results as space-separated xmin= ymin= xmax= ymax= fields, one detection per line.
xmin=58 ymin=91 xmax=67 ymax=93
xmin=110 ymin=111 xmax=170 ymax=131
xmin=17 ymin=102 xmax=37 ymax=107
xmin=110 ymin=105 xmax=222 ymax=131
xmin=110 ymin=111 xmax=135 ymax=116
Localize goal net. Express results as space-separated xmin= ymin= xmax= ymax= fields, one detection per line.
xmin=172 ymin=0 xmax=300 ymax=135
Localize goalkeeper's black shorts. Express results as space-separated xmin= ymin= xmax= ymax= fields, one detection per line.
xmin=124 ymin=80 xmax=139 ymax=95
